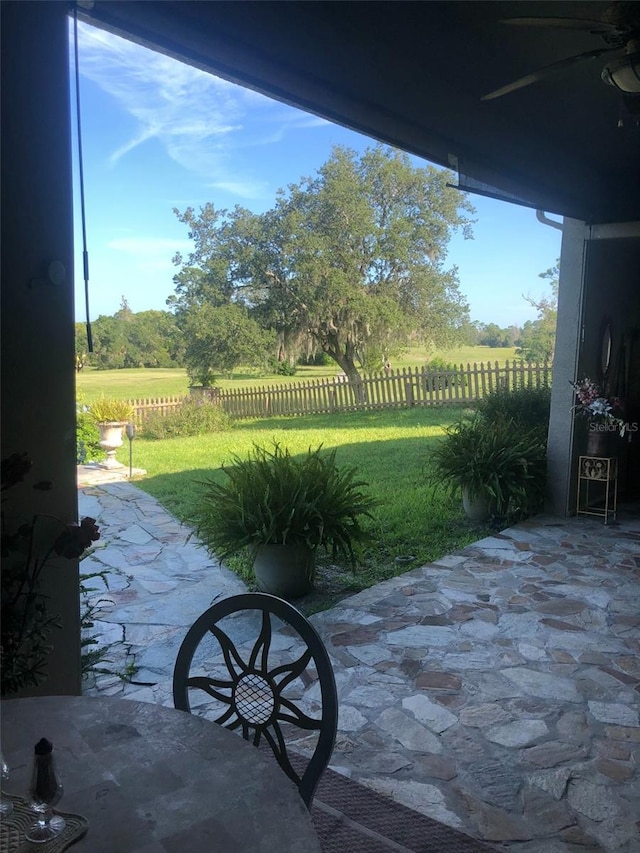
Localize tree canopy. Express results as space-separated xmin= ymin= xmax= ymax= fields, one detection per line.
xmin=75 ymin=299 xmax=181 ymax=371
xmin=180 ymin=302 xmax=275 ymax=387
xmin=170 ymin=145 xmax=475 ymax=390
xmin=516 ymin=263 xmax=559 ymax=363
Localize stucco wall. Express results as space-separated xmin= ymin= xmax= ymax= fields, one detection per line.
xmin=546 ymin=219 xmax=586 ymax=516
xmin=547 ymin=224 xmax=640 ymax=514
xmin=579 ymin=236 xmax=640 ymax=499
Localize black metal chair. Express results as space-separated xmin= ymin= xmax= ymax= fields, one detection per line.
xmin=173 ymin=592 xmax=338 ymax=808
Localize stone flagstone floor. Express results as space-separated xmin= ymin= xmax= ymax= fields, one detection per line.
xmin=78 ymin=470 xmax=640 ymax=853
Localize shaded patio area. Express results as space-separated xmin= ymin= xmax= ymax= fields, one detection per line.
xmin=79 ymin=469 xmax=639 ymax=852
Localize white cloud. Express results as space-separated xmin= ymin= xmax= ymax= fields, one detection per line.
xmin=243 ymin=113 xmax=330 ymax=147
xmin=75 ymin=21 xmax=328 ymax=192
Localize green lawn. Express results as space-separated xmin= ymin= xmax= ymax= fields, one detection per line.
xmin=77 ymin=345 xmax=516 ymax=611
xmin=391 ymin=344 xmax=518 ymax=370
xmin=76 ymin=368 xmax=190 ymax=403
xmin=76 ymin=344 xmax=520 ymax=403
xmin=130 ymin=405 xmax=490 ymax=613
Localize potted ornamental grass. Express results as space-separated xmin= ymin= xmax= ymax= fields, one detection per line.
xmin=194 ymin=442 xmax=377 ymax=598
xmin=89 ymin=397 xmax=135 ymax=469
xmin=430 ymin=415 xmax=546 ymax=522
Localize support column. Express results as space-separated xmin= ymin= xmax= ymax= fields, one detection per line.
xmin=546 ymin=218 xmax=586 ymax=516
xmin=1 ymin=2 xmax=80 ymax=694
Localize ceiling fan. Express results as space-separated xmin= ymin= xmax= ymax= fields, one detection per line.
xmin=481 ymin=2 xmax=640 ymax=102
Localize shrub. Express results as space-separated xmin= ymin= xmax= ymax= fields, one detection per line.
xmin=424 ymin=357 xmax=467 ymax=390
xmin=475 ymin=385 xmax=551 ymax=438
xmin=430 ymin=415 xmax=547 ymax=519
xmin=425 ymin=356 xmax=450 ymax=372
xmin=76 ymin=399 xmax=101 ymax=463
xmin=141 ymin=396 xmax=233 ymax=439
xmin=268 ymin=357 xmax=297 ymax=376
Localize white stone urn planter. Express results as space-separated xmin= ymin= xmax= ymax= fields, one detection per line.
xmin=97 ymin=421 xmax=127 ymax=469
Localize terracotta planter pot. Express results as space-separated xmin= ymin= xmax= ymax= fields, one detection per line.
xmin=253 ymin=544 xmax=315 ymax=599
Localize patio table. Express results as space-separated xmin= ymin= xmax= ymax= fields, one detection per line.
xmin=0 ymin=695 xmax=321 ymax=853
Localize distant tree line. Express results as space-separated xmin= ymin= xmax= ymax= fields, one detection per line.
xmin=75 ymin=302 xmax=552 ymax=374
xmin=457 ymin=262 xmax=559 ymax=363
xmin=74 ymin=292 xmax=557 ymax=373
xmin=75 ymin=298 xmax=183 ymax=371
xmin=465 ymin=321 xmax=522 ymax=349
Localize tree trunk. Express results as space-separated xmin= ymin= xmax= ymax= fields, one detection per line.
xmin=323 ymin=347 xmax=367 ymax=405
xmin=344 ymin=365 xmax=367 ymax=405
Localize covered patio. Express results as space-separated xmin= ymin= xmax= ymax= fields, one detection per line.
xmin=80 ymin=472 xmax=640 ymax=852
xmin=3 ymin=1 xmax=639 ymax=698
xmin=2 ymin=4 xmax=639 ymax=849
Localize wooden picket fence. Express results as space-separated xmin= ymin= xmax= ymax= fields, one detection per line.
xmin=128 ymin=360 xmax=551 ymax=422
xmin=129 ymin=395 xmax=184 ymax=425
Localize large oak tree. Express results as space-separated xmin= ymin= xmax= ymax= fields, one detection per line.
xmin=171 ymin=145 xmax=474 ymax=394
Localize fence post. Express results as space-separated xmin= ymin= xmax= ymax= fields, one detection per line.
xmin=475 ymin=362 xmax=482 ymax=398
xmin=405 ymin=381 xmax=414 ymax=407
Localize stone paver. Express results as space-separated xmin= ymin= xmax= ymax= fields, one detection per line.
xmin=78 ymin=467 xmax=640 ymax=852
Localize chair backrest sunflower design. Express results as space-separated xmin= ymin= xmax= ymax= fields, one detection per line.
xmin=173 ymin=592 xmax=338 ymax=808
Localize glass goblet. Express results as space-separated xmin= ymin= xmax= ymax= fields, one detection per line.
xmin=25 ymin=739 xmax=65 ymax=843
xmin=0 ymin=751 xmax=13 ymax=817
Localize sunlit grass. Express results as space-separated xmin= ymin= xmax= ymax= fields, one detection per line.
xmin=394 ymin=344 xmax=518 ymax=369
xmin=76 ymin=368 xmax=190 ymax=402
xmin=76 ymin=344 xmax=520 ymax=403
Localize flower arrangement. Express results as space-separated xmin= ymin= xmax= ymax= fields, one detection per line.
xmin=570 ymin=377 xmax=626 ymax=436
xmin=1 ymin=452 xmax=100 ymax=695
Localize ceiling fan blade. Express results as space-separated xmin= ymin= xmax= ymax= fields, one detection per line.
xmin=502 ymin=17 xmax=620 ymax=35
xmin=481 ymin=47 xmax=616 ymax=101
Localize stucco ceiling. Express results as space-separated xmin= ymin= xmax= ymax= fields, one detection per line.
xmin=79 ymin=1 xmax=640 ymax=223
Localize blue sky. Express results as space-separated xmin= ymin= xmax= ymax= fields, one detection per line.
xmin=71 ymin=21 xmax=562 ymax=328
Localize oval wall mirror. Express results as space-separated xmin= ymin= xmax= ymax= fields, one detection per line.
xmin=600 ymin=322 xmax=612 ymax=378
